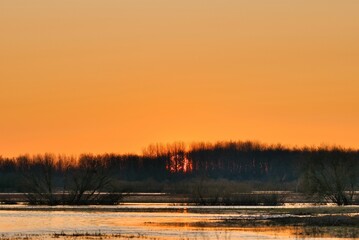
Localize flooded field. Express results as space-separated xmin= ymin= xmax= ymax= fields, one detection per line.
xmin=0 ymin=204 xmax=358 ymax=240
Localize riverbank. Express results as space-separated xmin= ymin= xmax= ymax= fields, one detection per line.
xmin=0 ymin=191 xmax=349 ymax=205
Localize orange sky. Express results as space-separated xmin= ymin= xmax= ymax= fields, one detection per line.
xmin=1 ymin=0 xmax=359 ymax=157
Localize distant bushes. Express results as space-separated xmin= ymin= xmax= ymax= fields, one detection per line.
xmin=17 ymin=154 xmax=122 ymax=205
xmin=190 ymin=192 xmax=285 ymax=206
xmin=188 ymin=178 xmax=285 ymax=205
xmin=302 ymin=149 xmax=359 ymax=205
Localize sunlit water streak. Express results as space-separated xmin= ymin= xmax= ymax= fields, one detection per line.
xmin=0 ymin=204 xmax=357 ymax=240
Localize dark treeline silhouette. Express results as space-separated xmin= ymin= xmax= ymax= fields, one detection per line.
xmin=0 ymin=141 xmax=358 ymax=205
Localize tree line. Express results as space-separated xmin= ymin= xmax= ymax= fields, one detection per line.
xmin=0 ymin=141 xmax=358 ymax=205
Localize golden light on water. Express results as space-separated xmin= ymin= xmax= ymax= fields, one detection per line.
xmin=1 ymin=0 xmax=359 ymax=157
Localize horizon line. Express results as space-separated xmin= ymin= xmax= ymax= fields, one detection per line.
xmin=1 ymin=139 xmax=359 ymax=159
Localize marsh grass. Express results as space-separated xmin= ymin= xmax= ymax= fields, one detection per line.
xmin=154 ymin=215 xmax=359 ymax=238
xmin=190 ymin=193 xmax=285 ymax=206
xmin=1 ymin=232 xmax=150 ymax=240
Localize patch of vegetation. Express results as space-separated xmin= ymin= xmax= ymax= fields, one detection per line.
xmin=189 ymin=178 xmax=285 ymax=205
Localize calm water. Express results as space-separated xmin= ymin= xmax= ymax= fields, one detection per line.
xmin=0 ymin=204 xmax=354 ymax=240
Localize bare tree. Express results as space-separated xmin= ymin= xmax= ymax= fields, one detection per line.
xmin=66 ymin=154 xmax=120 ymax=204
xmin=18 ymin=154 xmax=59 ymax=205
xmin=18 ymin=154 xmax=121 ymax=205
xmin=304 ymin=149 xmax=358 ymax=205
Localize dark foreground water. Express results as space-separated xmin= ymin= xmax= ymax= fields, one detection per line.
xmin=0 ymin=204 xmax=357 ymax=240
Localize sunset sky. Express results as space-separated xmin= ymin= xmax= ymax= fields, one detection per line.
xmin=1 ymin=0 xmax=358 ymax=157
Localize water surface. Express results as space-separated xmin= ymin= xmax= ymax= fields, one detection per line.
xmin=0 ymin=204 xmax=356 ymax=240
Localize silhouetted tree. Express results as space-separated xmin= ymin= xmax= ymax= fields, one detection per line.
xmin=18 ymin=154 xmax=60 ymax=205
xmin=303 ymin=148 xmax=358 ymax=205
xmin=66 ymin=154 xmax=121 ymax=204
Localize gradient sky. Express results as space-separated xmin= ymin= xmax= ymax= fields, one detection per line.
xmin=1 ymin=0 xmax=359 ymax=157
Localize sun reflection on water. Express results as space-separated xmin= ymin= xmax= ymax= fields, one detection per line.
xmin=0 ymin=204 xmax=358 ymax=240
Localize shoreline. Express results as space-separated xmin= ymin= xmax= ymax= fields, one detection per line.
xmin=0 ymin=192 xmax=349 ymax=205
